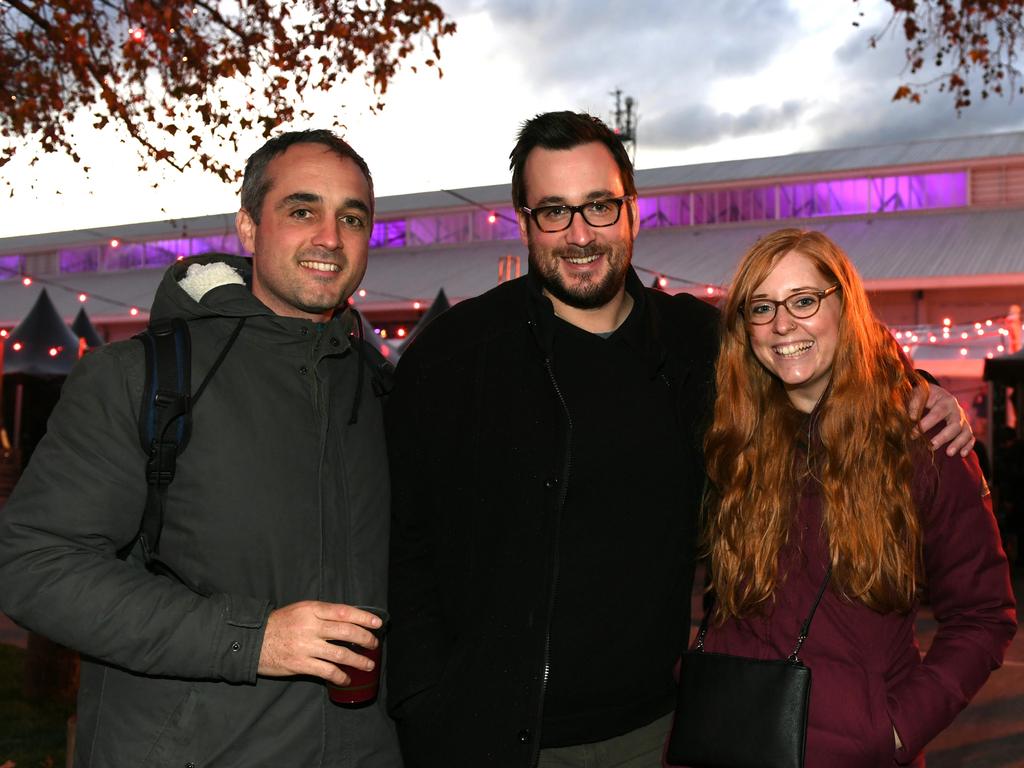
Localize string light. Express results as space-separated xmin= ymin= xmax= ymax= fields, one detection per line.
xmin=78 ymin=293 xmax=88 ymax=303
xmin=21 ymin=277 xmax=32 ymax=286
xmin=129 ymin=307 xmax=139 ymax=317
xmin=48 ymin=347 xmax=59 ymax=357
xmin=358 ymin=289 xmax=367 ymax=298
xmin=12 ymin=342 xmax=22 ymax=351
xmin=396 ymin=328 xmax=407 ymax=338
xmin=413 ymin=301 xmax=421 ymax=310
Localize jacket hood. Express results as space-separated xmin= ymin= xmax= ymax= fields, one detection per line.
xmin=150 ymin=253 xmax=271 ymax=323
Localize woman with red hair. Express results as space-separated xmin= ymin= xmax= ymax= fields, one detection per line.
xmin=699 ymin=228 xmax=1016 ymax=766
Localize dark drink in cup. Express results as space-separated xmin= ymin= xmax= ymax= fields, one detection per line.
xmin=327 ymin=606 xmax=388 ymax=705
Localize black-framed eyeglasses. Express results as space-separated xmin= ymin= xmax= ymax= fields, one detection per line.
xmin=741 ymin=284 xmax=840 ymax=325
xmin=520 ymin=196 xmax=631 ymax=233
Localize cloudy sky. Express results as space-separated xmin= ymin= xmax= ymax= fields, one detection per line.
xmin=2 ymin=0 xmax=1023 ymax=239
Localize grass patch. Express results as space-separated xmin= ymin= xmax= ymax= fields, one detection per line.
xmin=0 ymin=644 xmax=72 ymax=768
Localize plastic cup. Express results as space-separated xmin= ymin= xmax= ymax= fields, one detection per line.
xmin=327 ymin=606 xmax=388 ymax=705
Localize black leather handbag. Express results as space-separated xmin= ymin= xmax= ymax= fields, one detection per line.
xmin=667 ymin=566 xmax=831 ymax=768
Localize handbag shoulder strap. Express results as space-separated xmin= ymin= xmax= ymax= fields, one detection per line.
xmin=694 ymin=562 xmax=832 ymax=664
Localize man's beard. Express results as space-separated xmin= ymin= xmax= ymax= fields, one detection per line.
xmin=528 ymin=240 xmax=631 ymax=310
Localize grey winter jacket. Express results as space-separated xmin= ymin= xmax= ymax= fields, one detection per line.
xmin=0 ymin=255 xmax=400 ymax=767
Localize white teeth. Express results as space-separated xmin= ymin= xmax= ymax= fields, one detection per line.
xmin=774 ymin=341 xmax=813 ymax=356
xmin=300 ymin=261 xmax=340 ymax=272
xmin=564 ymin=254 xmax=598 ymax=265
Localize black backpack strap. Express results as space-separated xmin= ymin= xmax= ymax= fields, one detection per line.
xmin=127 ymin=316 xmax=246 ymax=597
xmin=136 ymin=318 xmax=192 ymax=560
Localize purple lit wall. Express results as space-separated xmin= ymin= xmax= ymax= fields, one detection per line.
xmin=16 ymin=171 xmax=971 ymax=275
xmin=0 ymin=255 xmax=24 ymax=280
xmin=636 ymin=171 xmax=967 ymax=230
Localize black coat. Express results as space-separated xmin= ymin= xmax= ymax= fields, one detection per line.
xmin=386 ymin=268 xmax=718 ymax=767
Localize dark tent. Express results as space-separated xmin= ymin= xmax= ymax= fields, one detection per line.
xmin=983 ymin=348 xmax=1024 ymax=385
xmin=400 ymin=289 xmax=451 ymax=353
xmin=3 ymin=289 xmax=81 ymax=378
xmin=70 ymin=307 xmax=105 ymax=349
xmin=355 ymin=309 xmax=398 ymax=364
xmin=2 ymin=289 xmax=81 ymax=468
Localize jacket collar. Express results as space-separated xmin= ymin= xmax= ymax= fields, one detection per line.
xmin=524 ymin=265 xmax=668 ymax=378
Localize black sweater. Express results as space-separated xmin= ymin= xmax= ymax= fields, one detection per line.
xmin=541 ymin=303 xmax=700 ymax=745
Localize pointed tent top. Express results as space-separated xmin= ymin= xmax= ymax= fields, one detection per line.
xmin=3 ymin=289 xmax=82 ymax=377
xmin=70 ymin=307 xmax=105 ymax=348
xmin=400 ymin=288 xmax=451 ymax=352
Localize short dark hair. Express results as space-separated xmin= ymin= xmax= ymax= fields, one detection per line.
xmin=509 ymin=111 xmax=636 ymax=210
xmin=240 ymin=129 xmax=374 ymax=224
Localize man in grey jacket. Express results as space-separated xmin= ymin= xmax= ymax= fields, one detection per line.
xmin=0 ymin=130 xmax=401 ymax=766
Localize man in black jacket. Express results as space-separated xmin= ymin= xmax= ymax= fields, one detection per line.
xmin=386 ymin=112 xmax=974 ymax=768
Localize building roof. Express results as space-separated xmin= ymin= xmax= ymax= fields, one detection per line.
xmin=635 ymin=131 xmax=1024 ymax=190
xmin=4 ymin=131 xmax=1024 ymax=257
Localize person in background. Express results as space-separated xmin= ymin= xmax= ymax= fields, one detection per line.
xmin=696 ymin=228 xmax=1016 ymax=767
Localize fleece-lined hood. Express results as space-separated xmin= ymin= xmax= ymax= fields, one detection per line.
xmin=149 ymin=253 xmax=357 ymax=336
xmin=150 ymin=253 xmax=264 ymax=323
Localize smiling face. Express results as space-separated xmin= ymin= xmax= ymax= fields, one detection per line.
xmin=517 ymin=142 xmax=639 ymax=313
xmin=236 ymin=142 xmax=372 ymax=322
xmin=747 ymin=250 xmax=841 ymax=413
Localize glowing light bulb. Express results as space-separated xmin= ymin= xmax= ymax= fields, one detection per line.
xmin=22 ymin=277 xmax=32 ymax=286
xmin=358 ymin=289 xmax=366 ymax=298
xmin=48 ymin=347 xmax=59 ymax=357
xmin=109 ymin=238 xmax=120 ymax=248
xmin=129 ymin=307 xmax=139 ymax=317
xmin=487 ymin=212 xmax=497 ymax=224
xmin=12 ymin=341 xmax=23 ymax=351
xmin=413 ymin=301 xmax=421 ymax=310
xmin=942 ymin=318 xmax=952 ymax=327
xmin=396 ymin=328 xmax=407 ymax=338
xmin=960 ymin=348 xmax=968 ymax=356
xmin=78 ymin=293 xmax=87 ymax=302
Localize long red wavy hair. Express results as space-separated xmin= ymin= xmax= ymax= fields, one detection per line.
xmin=705 ymin=229 xmax=928 ymax=619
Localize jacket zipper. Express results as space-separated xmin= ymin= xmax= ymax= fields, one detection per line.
xmin=530 ymin=356 xmax=573 ymax=768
